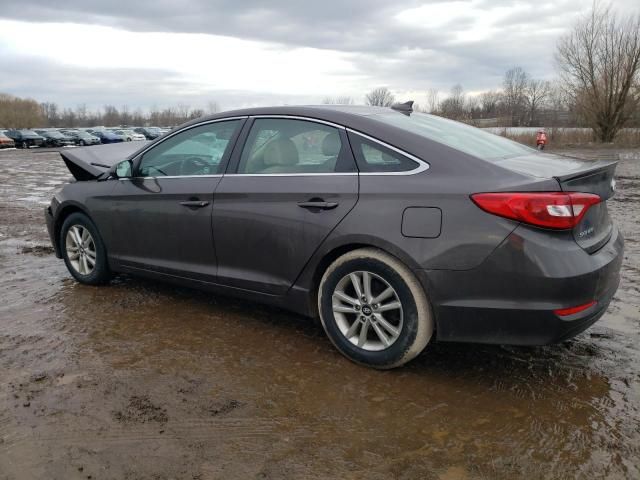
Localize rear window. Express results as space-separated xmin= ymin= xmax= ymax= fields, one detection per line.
xmin=373 ymin=112 xmax=534 ymax=161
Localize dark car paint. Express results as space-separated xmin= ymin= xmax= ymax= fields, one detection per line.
xmin=35 ymin=130 xmax=75 ymax=147
xmin=46 ymin=105 xmax=624 ymax=345
xmin=92 ymin=131 xmax=125 ymax=144
xmin=134 ymin=127 xmax=162 ymax=140
xmin=6 ymin=129 xmax=44 ymax=148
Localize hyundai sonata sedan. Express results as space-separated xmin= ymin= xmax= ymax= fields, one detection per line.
xmin=44 ymin=104 xmax=623 ymax=368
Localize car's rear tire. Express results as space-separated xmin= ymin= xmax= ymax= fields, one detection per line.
xmin=60 ymin=212 xmax=111 ymax=285
xmin=79 ymin=140 xmax=86 ymax=146
xmin=21 ymin=141 xmax=28 ymax=149
xmin=318 ymin=248 xmax=433 ymax=369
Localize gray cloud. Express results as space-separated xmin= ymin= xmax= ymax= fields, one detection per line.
xmin=0 ymin=53 xmax=321 ymax=111
xmin=0 ymin=0 xmax=638 ymax=108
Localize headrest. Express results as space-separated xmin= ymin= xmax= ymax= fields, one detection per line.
xmin=264 ymin=138 xmax=299 ymax=167
xmin=321 ymin=132 xmax=341 ymax=157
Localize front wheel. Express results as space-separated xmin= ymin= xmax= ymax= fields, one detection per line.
xmin=60 ymin=212 xmax=112 ymax=285
xmin=21 ymin=141 xmax=28 ymax=149
xmin=318 ymin=248 xmax=433 ymax=369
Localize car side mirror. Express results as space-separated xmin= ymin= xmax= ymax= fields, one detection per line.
xmin=113 ymin=160 xmax=133 ymax=179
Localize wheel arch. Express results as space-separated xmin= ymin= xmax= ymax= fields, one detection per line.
xmin=299 ymin=236 xmax=426 ymax=318
xmin=53 ymin=202 xmax=93 ymax=254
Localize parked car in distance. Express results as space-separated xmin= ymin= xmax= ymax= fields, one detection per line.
xmin=60 ymin=130 xmax=102 ymax=146
xmin=91 ymin=130 xmax=124 ymax=144
xmin=0 ymin=131 xmax=15 ymax=149
xmin=134 ymin=127 xmax=162 ymax=140
xmin=45 ymin=103 xmax=623 ymax=369
xmin=5 ymin=129 xmax=44 ymax=148
xmin=35 ymin=129 xmax=75 ymax=148
xmin=113 ymin=129 xmax=146 ymax=141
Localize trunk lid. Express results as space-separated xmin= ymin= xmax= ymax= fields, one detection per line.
xmin=60 ymin=141 xmax=149 ymax=181
xmin=556 ymin=161 xmax=617 ymax=253
xmin=495 ymin=153 xmax=617 ymax=253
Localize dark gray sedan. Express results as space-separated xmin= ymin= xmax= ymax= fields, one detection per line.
xmin=44 ymin=104 xmax=623 ymax=368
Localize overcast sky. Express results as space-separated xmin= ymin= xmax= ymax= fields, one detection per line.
xmin=0 ymin=0 xmax=637 ymax=111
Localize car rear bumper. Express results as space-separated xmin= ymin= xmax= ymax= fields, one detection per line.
xmin=418 ymin=224 xmax=624 ymax=345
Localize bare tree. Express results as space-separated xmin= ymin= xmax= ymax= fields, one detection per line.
xmin=524 ymin=79 xmax=552 ymax=126
xmin=75 ymin=104 xmax=88 ymax=127
xmin=0 ymin=93 xmax=43 ymax=127
xmin=426 ymin=88 xmax=440 ymax=113
xmin=503 ymin=67 xmax=529 ymax=126
xmin=322 ymin=96 xmax=354 ymax=105
xmin=120 ymin=105 xmax=131 ymax=126
xmin=40 ymin=102 xmax=60 ymax=127
xmin=188 ymin=108 xmax=205 ymax=120
xmin=365 ymin=87 xmax=395 ymax=107
xmin=556 ymin=2 xmax=640 ymax=141
xmin=477 ymin=90 xmax=502 ymax=119
xmin=60 ymin=108 xmax=76 ymax=128
xmin=102 ymin=105 xmax=120 ymax=126
xmin=439 ymin=84 xmax=467 ymax=120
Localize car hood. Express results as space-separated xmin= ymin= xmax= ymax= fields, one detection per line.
xmin=60 ymin=141 xmax=149 ymax=180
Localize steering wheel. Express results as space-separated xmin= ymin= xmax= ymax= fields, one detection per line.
xmin=180 ymin=156 xmax=210 ymax=176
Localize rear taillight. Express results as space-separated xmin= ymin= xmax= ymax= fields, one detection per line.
xmin=470 ymin=192 xmax=601 ymax=230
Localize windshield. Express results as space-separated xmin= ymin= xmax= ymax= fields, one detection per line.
xmin=372 ymin=112 xmax=535 ymax=161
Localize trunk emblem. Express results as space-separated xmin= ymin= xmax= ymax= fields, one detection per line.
xmin=579 ymin=226 xmax=595 ymax=238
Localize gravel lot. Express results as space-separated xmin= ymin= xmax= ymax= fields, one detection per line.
xmin=0 ymin=146 xmax=639 ymax=479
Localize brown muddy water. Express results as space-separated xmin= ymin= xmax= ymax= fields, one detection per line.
xmin=0 ymin=147 xmax=639 ymax=479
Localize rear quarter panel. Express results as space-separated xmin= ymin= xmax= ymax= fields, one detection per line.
xmin=292 ymin=148 xmax=561 ymax=305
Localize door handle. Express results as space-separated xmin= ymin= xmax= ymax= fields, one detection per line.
xmin=180 ymin=200 xmax=210 ymax=208
xmin=297 ymin=201 xmax=339 ymax=210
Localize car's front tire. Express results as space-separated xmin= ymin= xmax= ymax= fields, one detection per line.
xmin=318 ymin=248 xmax=433 ymax=369
xmin=60 ymin=212 xmax=111 ymax=285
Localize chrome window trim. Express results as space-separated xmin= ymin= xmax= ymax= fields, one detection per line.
xmin=118 ymin=174 xmax=223 ymax=181
xmin=346 ymin=129 xmax=430 ymax=176
xmin=122 ymin=114 xmax=430 ymax=179
xmin=250 ymin=115 xmax=346 ymax=130
xmin=223 ymin=173 xmax=358 ymax=178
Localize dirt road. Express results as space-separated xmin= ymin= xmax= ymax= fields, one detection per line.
xmin=1 ymin=147 xmax=639 ymax=479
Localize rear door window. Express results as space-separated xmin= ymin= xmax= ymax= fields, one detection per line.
xmin=237 ymin=118 xmax=356 ymax=174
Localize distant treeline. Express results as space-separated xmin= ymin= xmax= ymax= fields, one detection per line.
xmin=0 ymin=94 xmax=219 ymax=129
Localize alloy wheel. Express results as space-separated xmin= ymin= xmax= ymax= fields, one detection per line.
xmin=331 ymin=271 xmax=403 ymax=351
xmin=65 ymin=225 xmax=97 ymax=275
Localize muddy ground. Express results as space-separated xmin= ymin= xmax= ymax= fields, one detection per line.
xmin=0 ymin=146 xmax=639 ymax=480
